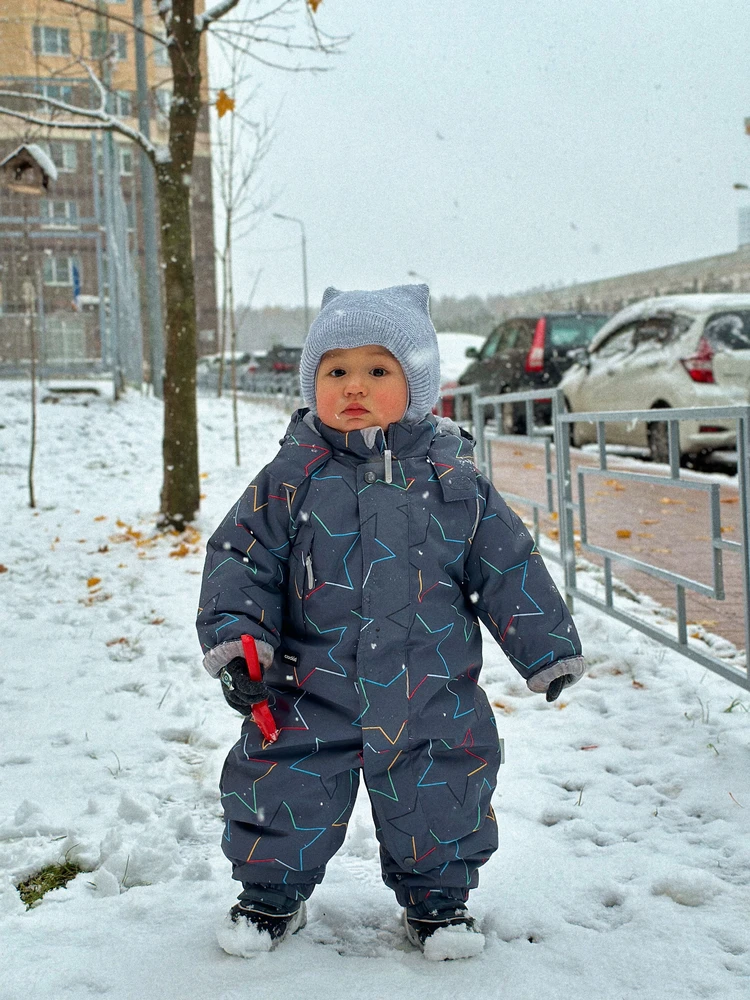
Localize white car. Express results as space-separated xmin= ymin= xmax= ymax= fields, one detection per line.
xmin=560 ymin=294 xmax=750 ymax=462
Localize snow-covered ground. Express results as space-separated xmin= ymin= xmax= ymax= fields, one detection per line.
xmin=1 ymin=379 xmax=749 ymax=1000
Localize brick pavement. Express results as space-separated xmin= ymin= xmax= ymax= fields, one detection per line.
xmin=489 ymin=438 xmax=747 ymax=655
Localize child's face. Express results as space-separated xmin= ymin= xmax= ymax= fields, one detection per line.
xmin=316 ymin=345 xmax=408 ymax=432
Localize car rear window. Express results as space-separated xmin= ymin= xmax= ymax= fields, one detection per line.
xmin=703 ymin=311 xmax=750 ymax=351
xmin=548 ymin=315 xmax=609 ymax=348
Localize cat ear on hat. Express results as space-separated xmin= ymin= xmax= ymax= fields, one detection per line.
xmin=403 ymin=283 xmax=430 ymax=308
xmin=321 ymin=287 xmax=342 ymax=308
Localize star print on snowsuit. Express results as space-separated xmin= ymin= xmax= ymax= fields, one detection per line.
xmin=197 ymin=410 xmax=583 ymax=903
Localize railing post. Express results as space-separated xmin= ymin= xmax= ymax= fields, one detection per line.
xmin=739 ymin=411 xmax=750 ymax=679
xmin=552 ymin=389 xmax=576 ymax=611
xmin=471 ymin=387 xmax=487 ymax=475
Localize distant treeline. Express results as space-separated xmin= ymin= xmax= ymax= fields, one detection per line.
xmin=235 ymin=294 xmax=504 ymax=351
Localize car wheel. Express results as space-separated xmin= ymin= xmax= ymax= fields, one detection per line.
xmin=647 ymin=415 xmax=671 ymax=464
xmin=562 ymin=398 xmax=576 ymax=448
xmin=500 ymin=398 xmax=526 ymax=434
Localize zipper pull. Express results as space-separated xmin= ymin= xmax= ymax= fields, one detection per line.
xmin=305 ymin=553 xmax=314 ymax=590
xmin=384 ymin=449 xmax=393 ymax=484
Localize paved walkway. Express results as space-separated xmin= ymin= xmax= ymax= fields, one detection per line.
xmin=490 ymin=438 xmax=747 ymax=655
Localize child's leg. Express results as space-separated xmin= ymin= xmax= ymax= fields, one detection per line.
xmin=365 ymin=792 xmax=497 ymax=907
xmin=220 ymin=720 xmax=362 ymax=890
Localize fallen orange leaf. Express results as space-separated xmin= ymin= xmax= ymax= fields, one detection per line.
xmin=94 ymin=515 xmax=107 ymax=522
xmin=720 ymin=496 xmax=739 ymax=504
xmin=87 ymin=576 xmax=101 ymax=588
xmin=641 ymin=519 xmax=659 ymax=525
xmin=616 ymin=529 xmax=632 ymax=539
xmin=659 ymin=497 xmax=684 ymax=505
xmin=0 ymin=564 xmax=7 ymax=573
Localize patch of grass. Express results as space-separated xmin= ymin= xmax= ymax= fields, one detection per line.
xmin=17 ymin=861 xmax=83 ymax=908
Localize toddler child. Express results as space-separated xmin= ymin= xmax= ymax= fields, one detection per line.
xmin=197 ymin=284 xmax=585 ymax=957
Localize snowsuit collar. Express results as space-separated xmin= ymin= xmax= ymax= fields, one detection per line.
xmin=290 ymin=407 xmax=471 ymax=463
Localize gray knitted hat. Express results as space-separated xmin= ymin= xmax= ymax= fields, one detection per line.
xmin=299 ymin=284 xmax=441 ymax=423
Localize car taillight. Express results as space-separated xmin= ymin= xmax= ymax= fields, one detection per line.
xmin=524 ymin=318 xmax=547 ymax=373
xmin=680 ymin=337 xmax=714 ymax=383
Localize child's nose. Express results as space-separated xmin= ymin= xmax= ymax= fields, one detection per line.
xmin=344 ymin=375 xmax=366 ymax=395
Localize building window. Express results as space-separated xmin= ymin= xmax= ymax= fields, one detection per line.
xmin=115 ymin=90 xmax=133 ymax=117
xmin=153 ymin=38 xmax=170 ymax=66
xmin=38 ymin=140 xmax=78 ymax=172
xmin=32 ymin=26 xmax=71 ymax=56
xmin=37 ymin=82 xmax=74 ymax=104
xmin=90 ymin=31 xmax=127 ymax=61
xmin=43 ymin=254 xmax=78 ymax=286
xmin=155 ymin=88 xmax=172 ymax=118
xmin=41 ymin=199 xmax=79 ymax=228
xmin=119 ymin=146 xmax=134 ymax=175
xmin=124 ymin=198 xmax=136 ymax=231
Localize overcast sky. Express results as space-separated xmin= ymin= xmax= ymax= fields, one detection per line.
xmin=209 ymin=0 xmax=750 ymax=310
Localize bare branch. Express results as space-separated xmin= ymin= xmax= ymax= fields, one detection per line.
xmin=0 ymin=90 xmax=159 ymax=160
xmin=78 ymin=59 xmax=108 ymax=113
xmin=51 ymin=0 xmax=167 ymax=46
xmin=212 ymin=29 xmax=335 ymax=73
xmin=196 ymin=0 xmax=242 ymax=32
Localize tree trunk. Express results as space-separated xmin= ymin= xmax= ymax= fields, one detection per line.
xmin=157 ymin=0 xmax=202 ymax=527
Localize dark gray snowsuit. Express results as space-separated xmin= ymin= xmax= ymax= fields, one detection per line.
xmin=197 ymin=410 xmax=583 ymax=903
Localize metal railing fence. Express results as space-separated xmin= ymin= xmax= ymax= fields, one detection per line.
xmin=439 ymin=385 xmax=750 ymax=691
xmin=224 ymin=374 xmax=749 ymax=689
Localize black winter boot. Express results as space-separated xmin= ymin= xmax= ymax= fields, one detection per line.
xmin=403 ymin=894 xmax=484 ymax=960
xmin=229 ymin=899 xmax=307 ymax=945
xmin=223 ymin=882 xmax=310 ymax=951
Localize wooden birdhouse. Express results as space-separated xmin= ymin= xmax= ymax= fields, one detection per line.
xmin=0 ymin=143 xmax=57 ymax=194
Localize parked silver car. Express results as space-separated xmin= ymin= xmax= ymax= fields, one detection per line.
xmin=560 ymin=294 xmax=750 ymax=462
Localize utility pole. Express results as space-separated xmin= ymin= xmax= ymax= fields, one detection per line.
xmin=132 ymin=0 xmax=164 ymax=398
xmin=95 ymin=1 xmax=123 ymax=398
xmin=273 ymin=213 xmax=310 ymax=333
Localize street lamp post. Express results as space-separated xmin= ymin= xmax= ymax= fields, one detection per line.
xmin=407 ymin=269 xmax=430 ymax=286
xmin=273 ymin=212 xmax=309 ymax=333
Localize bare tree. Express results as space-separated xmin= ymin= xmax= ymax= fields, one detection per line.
xmin=212 ymin=52 xmax=276 ymax=400
xmin=0 ymin=0 xmax=346 ymax=527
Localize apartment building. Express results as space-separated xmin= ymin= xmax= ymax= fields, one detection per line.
xmin=0 ymin=0 xmax=218 ymax=374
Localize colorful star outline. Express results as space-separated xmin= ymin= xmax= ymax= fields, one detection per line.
xmin=299 ymin=611 xmax=348 ymax=677
xmin=353 ymin=666 xmax=407 ymax=726
xmin=362 ymin=536 xmax=397 ymax=588
xmin=363 ymin=748 xmax=403 ymax=802
xmin=479 ymin=554 xmax=544 ymax=639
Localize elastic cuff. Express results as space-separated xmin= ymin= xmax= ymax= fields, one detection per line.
xmin=202 ymin=638 xmax=275 ymax=677
xmin=526 ymin=654 xmax=587 ymax=694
